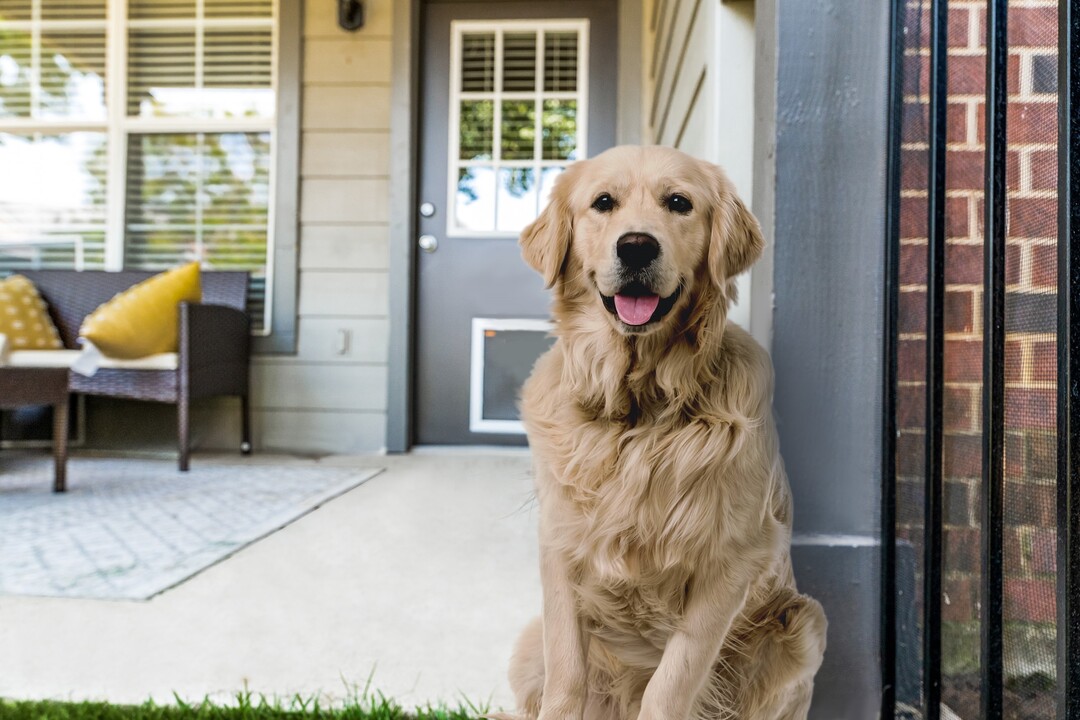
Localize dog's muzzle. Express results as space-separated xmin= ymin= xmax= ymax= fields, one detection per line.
xmin=601 ymin=282 xmax=681 ymax=328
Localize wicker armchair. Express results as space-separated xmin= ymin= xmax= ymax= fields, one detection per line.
xmin=22 ymin=270 xmax=252 ymax=471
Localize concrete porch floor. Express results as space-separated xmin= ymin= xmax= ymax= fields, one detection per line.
xmin=0 ymin=451 xmax=540 ymax=712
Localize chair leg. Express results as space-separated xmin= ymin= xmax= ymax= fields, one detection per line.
xmin=240 ymin=395 xmax=252 ymax=455
xmin=52 ymin=400 xmax=68 ymax=493
xmin=178 ymin=398 xmax=190 ymax=472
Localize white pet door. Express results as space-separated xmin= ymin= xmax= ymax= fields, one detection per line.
xmin=469 ymin=317 xmax=554 ymax=434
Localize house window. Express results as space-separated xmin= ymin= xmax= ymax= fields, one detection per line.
xmin=0 ymin=0 xmax=278 ymax=333
xmin=448 ymin=20 xmax=589 ymax=237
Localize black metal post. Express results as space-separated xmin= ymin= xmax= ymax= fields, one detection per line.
xmin=924 ymin=1 xmax=948 ymax=717
xmin=1058 ymin=0 xmax=1080 ymax=717
xmin=981 ymin=2 xmax=1007 ymax=719
xmin=882 ymin=0 xmax=905 ymax=717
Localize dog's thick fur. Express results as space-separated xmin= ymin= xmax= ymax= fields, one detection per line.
xmin=505 ymin=146 xmax=826 ymax=720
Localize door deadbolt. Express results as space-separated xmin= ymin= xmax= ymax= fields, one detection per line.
xmin=418 ymin=234 xmax=438 ymax=253
xmin=419 ymin=202 xmax=436 ymax=218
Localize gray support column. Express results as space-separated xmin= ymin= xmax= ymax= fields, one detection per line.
xmin=759 ymin=0 xmax=890 ymax=716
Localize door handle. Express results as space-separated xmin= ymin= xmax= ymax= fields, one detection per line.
xmin=418 ymin=234 xmax=438 ymax=253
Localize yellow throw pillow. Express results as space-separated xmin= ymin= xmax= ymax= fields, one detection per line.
xmin=80 ymin=262 xmax=202 ymax=359
xmin=0 ymin=275 xmax=63 ymax=350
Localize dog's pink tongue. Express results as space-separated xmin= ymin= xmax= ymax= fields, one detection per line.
xmin=614 ymin=294 xmax=660 ymax=325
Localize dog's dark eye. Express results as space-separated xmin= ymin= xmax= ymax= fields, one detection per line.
xmin=666 ymin=194 xmax=692 ymax=214
xmin=592 ymin=193 xmax=615 ymax=213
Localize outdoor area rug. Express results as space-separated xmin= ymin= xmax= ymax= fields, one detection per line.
xmin=0 ymin=455 xmax=381 ymax=600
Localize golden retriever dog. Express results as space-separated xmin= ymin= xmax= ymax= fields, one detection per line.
xmin=503 ymin=146 xmax=827 ymax=720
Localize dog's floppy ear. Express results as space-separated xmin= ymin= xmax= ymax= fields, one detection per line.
xmin=520 ymin=166 xmax=576 ymax=288
xmin=706 ymin=163 xmax=765 ymax=286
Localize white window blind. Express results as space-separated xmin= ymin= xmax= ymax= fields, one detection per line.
xmin=0 ymin=0 xmax=276 ymax=332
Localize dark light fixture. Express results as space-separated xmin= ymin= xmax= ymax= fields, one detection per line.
xmin=338 ymin=0 xmax=364 ymax=31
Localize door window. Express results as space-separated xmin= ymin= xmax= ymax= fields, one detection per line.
xmin=448 ymin=20 xmax=588 ymax=236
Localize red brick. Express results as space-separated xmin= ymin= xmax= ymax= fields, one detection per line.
xmin=1029 ymin=148 xmax=1056 ymax=191
xmin=898 ymin=385 xmax=924 ymax=428
xmin=945 ymin=478 xmax=972 ymax=526
xmin=1005 ymin=388 xmax=1055 ymax=430
xmin=977 ymin=102 xmax=1057 ymax=144
xmin=1005 ymin=361 xmax=1028 ymax=393
xmin=1008 ymin=198 xmax=1057 ymax=239
xmin=946 ymin=242 xmax=983 ymax=284
xmin=901 ymin=100 xmax=968 ymax=144
xmin=903 ymin=147 xmax=1004 ymax=191
xmin=945 ymin=339 xmax=982 ymax=382
xmin=1030 ymin=243 xmax=1057 ymax=288
xmin=1004 ymin=578 xmax=1056 ymax=623
xmin=1005 ymin=480 xmax=1056 ymax=526
xmin=1031 ymin=528 xmax=1057 ymax=573
xmin=901 ymin=197 xmax=929 ymax=241
xmin=897 ymin=478 xmax=926 ymax=525
xmin=900 ymin=243 xmax=928 ymax=284
xmin=947 ymin=144 xmax=1022 ymax=191
xmin=908 ymin=7 xmax=971 ymax=49
xmin=944 ymin=434 xmax=983 ymax=476
xmin=945 ymin=386 xmax=979 ymax=432
xmin=1002 ymin=433 xmax=1054 ymax=479
xmin=898 ymin=432 xmax=926 ymax=476
xmin=1005 ymin=431 xmax=1029 ymax=478
xmin=1006 ymin=7 xmax=1057 ymax=48
xmin=902 ymin=52 xmax=1019 ymax=99
xmin=1031 ymin=340 xmax=1056 ymax=382
xmin=1010 ymin=102 xmax=1057 ymax=144
xmin=899 ymin=289 xmax=977 ymax=334
xmin=900 ymin=196 xmax=969 ymax=240
xmin=1027 ymin=431 xmax=1057 ymax=478
xmin=946 ymin=289 xmax=976 ymax=333
xmin=1005 ymin=340 xmax=1025 ymax=382
xmin=902 ymin=149 xmax=929 ymax=191
xmin=947 ymin=150 xmax=985 ymax=191
xmin=899 ymin=340 xmax=926 ymax=382
xmin=943 ymin=577 xmax=975 ymax=622
xmin=1006 ymin=243 xmax=1022 ymax=284
xmin=900 ymin=290 xmax=927 ymax=334
xmin=1005 ymin=527 xmax=1024 ymax=571
xmin=945 ymin=527 xmax=980 ymax=573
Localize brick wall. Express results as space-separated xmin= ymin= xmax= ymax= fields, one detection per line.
xmin=896 ymin=0 xmax=1058 ymax=691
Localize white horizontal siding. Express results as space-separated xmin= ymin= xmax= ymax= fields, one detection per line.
xmin=304 ymin=38 xmax=392 ymax=85
xmin=301 ymin=132 xmax=391 ymax=178
xmin=300 ymin=178 xmax=391 ymax=223
xmin=251 ymin=364 xmax=388 ymax=411
xmin=298 ymin=271 xmax=388 ymax=317
xmin=299 ymin=225 xmax=389 ymax=270
xmin=244 ymin=0 xmax=394 ymax=454
xmin=302 ymin=86 xmax=391 ymax=130
xmin=293 ymin=317 xmax=390 ymax=363
xmin=255 ymin=409 xmax=387 ymax=454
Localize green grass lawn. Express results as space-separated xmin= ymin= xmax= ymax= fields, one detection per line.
xmin=0 ymin=691 xmax=488 ymax=720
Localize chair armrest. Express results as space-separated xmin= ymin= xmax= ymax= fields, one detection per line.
xmin=179 ymin=301 xmax=251 ymax=398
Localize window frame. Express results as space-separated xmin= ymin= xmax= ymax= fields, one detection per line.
xmin=446 ymin=18 xmax=589 ymax=239
xmin=0 ymin=0 xmax=299 ymax=353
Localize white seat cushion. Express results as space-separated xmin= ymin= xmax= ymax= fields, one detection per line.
xmin=8 ymin=349 xmax=178 ymax=371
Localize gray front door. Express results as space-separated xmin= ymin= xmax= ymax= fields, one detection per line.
xmin=414 ymin=0 xmax=618 ymax=445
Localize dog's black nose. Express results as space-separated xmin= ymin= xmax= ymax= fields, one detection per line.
xmin=616 ymin=233 xmax=660 ymax=270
